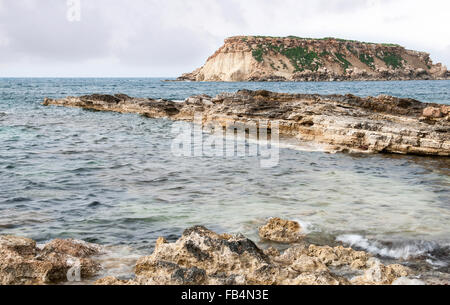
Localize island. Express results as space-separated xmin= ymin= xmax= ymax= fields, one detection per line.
xmin=177 ymin=36 xmax=450 ymax=82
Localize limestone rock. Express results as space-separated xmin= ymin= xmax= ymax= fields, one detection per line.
xmin=43 ymin=90 xmax=450 ymax=156
xmin=259 ymin=218 xmax=304 ymax=243
xmin=423 ymin=107 xmax=443 ymax=118
xmin=351 ymin=258 xmax=411 ymax=285
xmin=307 ymin=245 xmax=371 ymax=269
xmin=96 ymin=226 xmax=407 ymax=286
xmin=0 ymin=235 xmax=102 ymax=285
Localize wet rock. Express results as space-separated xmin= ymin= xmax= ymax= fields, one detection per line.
xmin=0 ymin=235 xmax=102 ymax=285
xmin=44 ymin=90 xmax=450 ymax=156
xmin=259 ymin=218 xmax=304 ymax=243
xmin=42 ymin=239 xmax=102 ymax=258
xmin=94 ymin=225 xmax=408 ymax=286
xmin=351 ymin=258 xmax=411 ymax=285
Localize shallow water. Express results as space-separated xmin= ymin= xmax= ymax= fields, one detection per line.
xmin=0 ymin=78 xmax=449 ymax=279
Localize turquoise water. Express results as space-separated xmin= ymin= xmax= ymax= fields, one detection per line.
xmin=0 ymin=78 xmax=449 ymax=276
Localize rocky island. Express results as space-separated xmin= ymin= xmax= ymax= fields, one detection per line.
xmin=1 ymin=219 xmax=430 ymax=285
xmin=177 ymin=36 xmax=450 ymax=82
xmin=43 ymin=90 xmax=450 ymax=156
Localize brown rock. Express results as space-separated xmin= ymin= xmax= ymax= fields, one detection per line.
xmin=93 ymin=226 xmax=411 ymax=286
xmin=43 ymin=90 xmax=450 ymax=157
xmin=42 ymin=239 xmax=101 ymax=258
xmin=423 ymin=107 xmax=443 ymax=118
xmin=259 ymin=218 xmax=304 ymax=243
xmin=0 ymin=235 xmax=102 ymax=285
xmin=308 ymin=245 xmax=371 ymax=269
xmin=351 ymin=258 xmax=411 ymax=285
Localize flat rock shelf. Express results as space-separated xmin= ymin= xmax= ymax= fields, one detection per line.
xmin=43 ymin=90 xmax=450 ymax=156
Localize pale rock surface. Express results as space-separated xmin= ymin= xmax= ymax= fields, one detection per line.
xmin=0 ymin=235 xmax=102 ymax=285
xmin=259 ymin=218 xmax=304 ymax=243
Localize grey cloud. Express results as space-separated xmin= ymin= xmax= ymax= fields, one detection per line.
xmin=0 ymin=0 xmax=111 ymax=62
xmin=0 ymin=0 xmax=448 ymax=76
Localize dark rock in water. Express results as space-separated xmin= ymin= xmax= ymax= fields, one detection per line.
xmin=43 ymin=90 xmax=450 ymax=156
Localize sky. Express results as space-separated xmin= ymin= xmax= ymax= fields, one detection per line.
xmin=0 ymin=0 xmax=449 ymax=77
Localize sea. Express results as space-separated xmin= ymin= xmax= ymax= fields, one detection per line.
xmin=0 ymin=78 xmax=449 ymax=281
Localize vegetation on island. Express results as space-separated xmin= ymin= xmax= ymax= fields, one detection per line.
xmin=334 ymin=53 xmax=352 ymax=70
xmin=359 ymin=53 xmax=375 ymax=69
xmin=377 ymin=52 xmax=404 ymax=69
xmin=247 ymin=36 xmax=407 ymax=72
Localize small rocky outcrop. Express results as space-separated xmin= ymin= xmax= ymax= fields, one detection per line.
xmin=0 ymin=235 xmax=102 ymax=285
xmin=43 ymin=90 xmax=450 ymax=156
xmin=259 ymin=218 xmax=304 ymax=243
xmin=95 ymin=224 xmax=413 ymax=286
xmin=177 ymin=36 xmax=450 ymax=82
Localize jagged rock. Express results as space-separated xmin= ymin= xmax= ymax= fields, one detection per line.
xmin=307 ymin=245 xmax=371 ymax=269
xmin=177 ymin=36 xmax=450 ymax=82
xmin=93 ymin=226 xmax=410 ymax=286
xmin=0 ymin=235 xmax=102 ymax=285
xmin=43 ymin=90 xmax=450 ymax=156
xmin=351 ymin=258 xmax=411 ymax=285
xmin=41 ymin=239 xmax=102 ymax=258
xmin=259 ymin=218 xmax=304 ymax=243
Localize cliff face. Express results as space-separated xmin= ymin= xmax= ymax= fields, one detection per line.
xmin=178 ymin=36 xmax=450 ymax=82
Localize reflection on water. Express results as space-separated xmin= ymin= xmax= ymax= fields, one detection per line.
xmin=0 ymin=78 xmax=449 ymax=278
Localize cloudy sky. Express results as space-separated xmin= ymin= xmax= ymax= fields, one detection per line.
xmin=0 ymin=0 xmax=449 ymax=77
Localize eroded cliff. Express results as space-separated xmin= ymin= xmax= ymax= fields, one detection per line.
xmin=178 ymin=36 xmax=450 ymax=82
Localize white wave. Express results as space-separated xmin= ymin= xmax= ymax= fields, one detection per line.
xmin=292 ymin=218 xmax=319 ymax=235
xmin=336 ymin=234 xmax=440 ymax=260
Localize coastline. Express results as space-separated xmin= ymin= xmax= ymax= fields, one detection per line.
xmin=43 ymin=90 xmax=450 ymax=156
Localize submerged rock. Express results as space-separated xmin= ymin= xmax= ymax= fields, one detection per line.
xmin=259 ymin=218 xmax=304 ymax=243
xmin=43 ymin=90 xmax=450 ymax=156
xmin=0 ymin=235 xmax=102 ymax=285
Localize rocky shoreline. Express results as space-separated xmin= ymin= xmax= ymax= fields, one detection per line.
xmin=43 ymin=90 xmax=450 ymax=156
xmin=1 ymin=219 xmax=432 ymax=285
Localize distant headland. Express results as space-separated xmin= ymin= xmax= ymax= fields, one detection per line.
xmin=177 ymin=36 xmax=450 ymax=82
